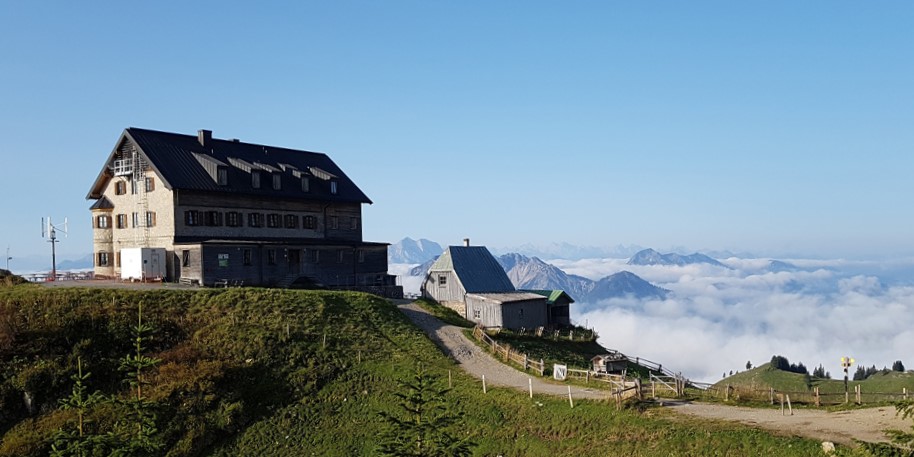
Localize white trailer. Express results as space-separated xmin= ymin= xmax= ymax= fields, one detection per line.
xmin=120 ymin=247 xmax=166 ymax=281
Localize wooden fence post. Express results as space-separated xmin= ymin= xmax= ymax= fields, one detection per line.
xmin=905 ymin=387 xmax=908 ymax=401
xmin=567 ymin=385 xmax=574 ymax=408
xmin=636 ymin=378 xmax=643 ymax=401
xmin=815 ymin=386 xmax=820 ymax=407
xmin=856 ymin=384 xmax=861 ymax=404
xmin=725 ymin=384 xmax=731 ymax=401
xmin=529 ymin=378 xmax=533 ymax=399
xmin=779 ymin=394 xmax=784 ymax=415
xmin=482 ymin=375 xmax=487 ymax=394
xmin=651 ymin=379 xmax=656 ymax=399
xmin=786 ymin=394 xmax=793 ymax=415
xmin=524 ymin=354 xmax=528 ymax=371
xmin=448 ymin=370 xmax=452 ymax=389
xmin=769 ymin=387 xmax=774 ymax=405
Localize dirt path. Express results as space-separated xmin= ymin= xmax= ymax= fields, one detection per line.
xmin=667 ymin=400 xmax=909 ymax=445
xmin=397 ymin=302 xmax=607 ymax=400
xmin=397 ymin=302 xmax=910 ymax=445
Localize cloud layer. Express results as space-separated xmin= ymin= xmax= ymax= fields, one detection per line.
xmin=557 ymin=257 xmax=914 ymax=382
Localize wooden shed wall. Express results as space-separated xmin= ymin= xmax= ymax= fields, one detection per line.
xmin=500 ymin=299 xmax=549 ymax=329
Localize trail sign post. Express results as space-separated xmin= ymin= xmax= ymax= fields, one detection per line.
xmin=841 ymin=356 xmax=855 ymax=404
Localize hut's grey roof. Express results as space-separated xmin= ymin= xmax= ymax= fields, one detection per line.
xmin=466 ymin=292 xmax=546 ymax=304
xmin=429 ymin=246 xmax=515 ymax=293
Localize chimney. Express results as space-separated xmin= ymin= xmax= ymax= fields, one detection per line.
xmin=463 ymin=238 xmax=470 ymax=247
xmin=197 ymin=129 xmax=212 ymax=147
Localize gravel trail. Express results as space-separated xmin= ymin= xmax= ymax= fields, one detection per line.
xmin=666 ymin=400 xmax=908 ymax=445
xmin=397 ymin=302 xmax=606 ymax=400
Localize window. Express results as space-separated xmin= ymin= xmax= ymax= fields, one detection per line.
xmin=267 ymin=249 xmax=277 ymax=265
xmin=115 ymin=252 xmax=121 ymax=267
xmin=145 ymin=177 xmax=155 ymax=192
xmin=473 ymin=309 xmax=481 ymax=320
xmin=97 ymin=251 xmax=109 ymax=266
xmin=145 ymin=212 xmax=156 ymax=227
xmin=337 ymin=250 xmax=344 ymax=263
xmin=310 ymin=249 xmax=320 ymax=263
xmin=272 ymin=173 xmax=281 ymax=190
xmin=181 ymin=250 xmax=190 ymax=267
xmin=284 ymin=214 xmax=298 ymax=229
xmin=438 ymin=275 xmax=447 ymax=287
xmin=114 ymin=181 xmax=127 ymax=195
xmin=243 ymin=249 xmax=252 ymax=266
xmin=329 ymin=216 xmax=338 ymax=230
xmin=350 ymin=217 xmax=359 ymax=230
xmin=301 ymin=177 xmax=310 ymax=192
xmin=130 ymin=179 xmax=137 ymax=195
xmin=267 ymin=213 xmax=281 ymax=228
xmin=217 ymin=167 xmax=228 ymax=186
xmin=252 ymin=170 xmax=261 ymax=189
xmin=357 ymin=250 xmax=365 ymax=263
xmin=519 ymin=309 xmax=524 ymax=317
xmin=303 ymin=215 xmax=316 ymax=229
xmin=184 ymin=210 xmax=199 ymax=226
xmin=248 ymin=213 xmax=263 ymax=228
xmin=226 ymin=211 xmax=242 ymax=227
xmin=132 ymin=212 xmax=139 ymax=227
xmin=205 ymin=211 xmax=223 ymax=226
xmin=96 ymin=215 xmax=110 ymax=229
xmin=330 ymin=180 xmax=338 ymax=194
xmin=116 ymin=214 xmax=127 ymax=229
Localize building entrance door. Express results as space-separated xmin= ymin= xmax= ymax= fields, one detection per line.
xmin=287 ymin=249 xmax=301 ymax=275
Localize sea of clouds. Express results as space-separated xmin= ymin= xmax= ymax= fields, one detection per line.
xmin=550 ymin=257 xmax=914 ymax=383
xmin=392 ymin=257 xmax=914 ymax=383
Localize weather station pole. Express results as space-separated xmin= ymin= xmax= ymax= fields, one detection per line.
xmin=841 ymin=356 xmax=855 ymax=404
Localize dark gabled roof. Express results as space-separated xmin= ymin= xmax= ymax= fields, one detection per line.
xmin=88 ymin=196 xmax=114 ymax=210
xmin=429 ymin=246 xmax=515 ymax=293
xmin=87 ymin=128 xmax=371 ymax=204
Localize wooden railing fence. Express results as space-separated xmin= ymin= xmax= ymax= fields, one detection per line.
xmin=701 ymin=383 xmax=913 ymax=406
xmin=472 ymin=326 xmax=545 ymax=376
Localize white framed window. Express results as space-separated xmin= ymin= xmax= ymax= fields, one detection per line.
xmin=438 ymin=274 xmax=447 ymax=287
xmin=272 ymin=173 xmax=282 ymax=190
xmin=252 ymin=170 xmax=261 ymax=189
xmin=473 ymin=309 xmax=481 ymax=319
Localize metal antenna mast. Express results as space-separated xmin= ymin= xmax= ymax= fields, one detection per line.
xmin=41 ymin=217 xmax=68 ymax=281
xmin=5 ymin=246 xmax=10 ymax=271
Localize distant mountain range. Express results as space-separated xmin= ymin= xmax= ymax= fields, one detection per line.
xmin=627 ymin=248 xmax=728 ymax=268
xmin=490 ymin=242 xmax=645 ymax=260
xmin=405 ymin=250 xmax=668 ymax=304
xmin=388 ymin=238 xmax=443 ymax=264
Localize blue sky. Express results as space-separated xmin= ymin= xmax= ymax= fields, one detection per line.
xmin=1 ymin=2 xmax=912 ymax=265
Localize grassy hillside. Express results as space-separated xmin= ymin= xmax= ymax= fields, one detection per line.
xmin=0 ymin=286 xmax=830 ymax=455
xmin=713 ymin=363 xmax=914 ymax=405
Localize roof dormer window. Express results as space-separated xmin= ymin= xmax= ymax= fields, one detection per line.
xmin=217 ymin=167 xmax=228 ymax=186
xmin=252 ymin=170 xmax=261 ymax=189
xmin=330 ymin=180 xmax=338 ymax=195
xmin=301 ymin=176 xmax=310 ymax=192
xmin=272 ymin=173 xmax=281 ymax=190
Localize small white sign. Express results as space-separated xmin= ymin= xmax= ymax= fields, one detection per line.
xmin=553 ymin=364 xmax=567 ymax=381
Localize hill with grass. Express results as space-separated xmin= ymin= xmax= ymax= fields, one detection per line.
xmin=0 ymin=285 xmax=827 ymax=456
xmin=714 ymin=362 xmax=914 ymax=405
